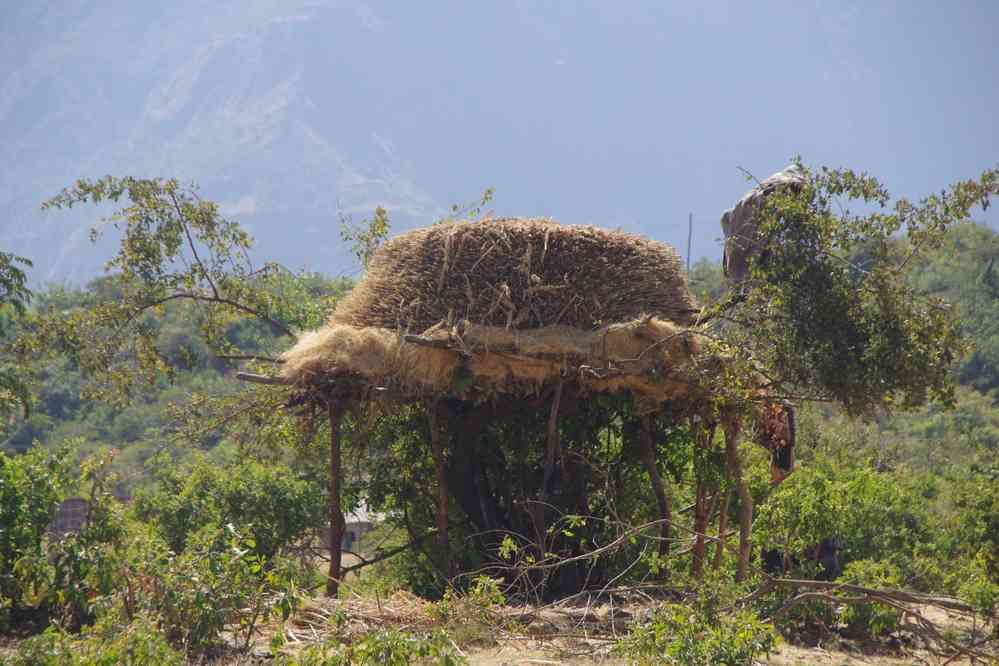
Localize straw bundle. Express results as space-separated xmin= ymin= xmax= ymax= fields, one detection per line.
xmin=331 ymin=218 xmax=698 ymax=333
xmin=280 ymin=316 xmax=699 ymax=401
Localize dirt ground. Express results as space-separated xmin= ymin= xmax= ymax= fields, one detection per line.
xmin=282 ymin=592 xmax=991 ymax=666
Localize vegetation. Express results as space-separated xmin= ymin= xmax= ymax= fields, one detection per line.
xmin=2 ymin=165 xmax=999 ymax=663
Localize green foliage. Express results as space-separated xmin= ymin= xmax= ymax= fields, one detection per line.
xmin=24 ymin=176 xmax=346 ymax=405
xmin=687 ymin=257 xmax=725 ymax=304
xmin=753 ymin=459 xmax=930 ymax=581
xmin=340 ymin=206 xmax=391 ymax=269
xmin=0 ymin=250 xmax=33 ymax=420
xmin=102 ymin=521 xmax=303 ymax=654
xmin=0 ymin=445 xmax=72 ymax=629
xmin=278 ymin=629 xmax=467 ymax=666
xmin=951 ymin=466 xmax=999 ymax=584
xmin=9 ymin=614 xmax=184 ymax=666
xmin=837 ymin=560 xmax=904 ymax=637
xmin=132 ymin=453 xmax=325 ymax=562
xmin=910 ymin=222 xmax=999 ymax=393
xmin=715 ymin=163 xmax=999 ymax=415
xmin=616 ymin=582 xmax=778 ymax=666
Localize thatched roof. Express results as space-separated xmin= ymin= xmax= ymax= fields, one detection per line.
xmin=332 ymin=218 xmax=698 ymax=333
xmin=281 ymin=218 xmax=703 ymax=403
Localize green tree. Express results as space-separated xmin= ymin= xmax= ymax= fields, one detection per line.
xmin=712 ymin=163 xmax=999 ymax=415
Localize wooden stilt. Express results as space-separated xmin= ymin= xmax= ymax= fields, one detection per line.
xmin=326 ymin=401 xmax=346 ymax=597
xmin=713 ymin=487 xmax=732 ymax=570
xmin=638 ymin=415 xmax=672 ymax=558
xmin=532 ymin=380 xmax=564 ymax=564
xmin=427 ymin=402 xmax=452 ymax=577
xmin=691 ymin=422 xmax=716 ymax=580
xmin=724 ymin=417 xmax=753 ymax=582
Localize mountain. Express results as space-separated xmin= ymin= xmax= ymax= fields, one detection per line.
xmin=0 ymin=1 xmax=443 ymax=283
xmin=2 ymin=1 xmax=996 ymax=284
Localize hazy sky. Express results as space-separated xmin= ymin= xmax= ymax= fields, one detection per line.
xmin=403 ymin=0 xmax=999 ymax=259
xmin=1 ymin=0 xmax=997 ymax=278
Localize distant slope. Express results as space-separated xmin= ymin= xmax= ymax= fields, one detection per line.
xmin=0 ymin=1 xmax=441 ymax=283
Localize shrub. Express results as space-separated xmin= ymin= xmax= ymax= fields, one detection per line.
xmin=753 ymin=460 xmax=930 ymax=582
xmin=616 ymin=603 xmax=778 ymax=665
xmin=9 ymin=614 xmax=183 ymax=666
xmin=0 ymin=446 xmax=72 ymax=629
xmin=132 ymin=453 xmax=325 ymax=562
xmin=104 ymin=521 xmax=303 ymax=654
xmin=278 ymin=629 xmax=467 ymax=666
xmin=837 ymin=560 xmax=903 ymax=637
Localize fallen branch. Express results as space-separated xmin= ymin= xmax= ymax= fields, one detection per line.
xmin=751 ymin=576 xmax=997 ymax=663
xmin=340 ymin=530 xmax=437 ymax=575
xmin=763 ymin=577 xmax=978 ymax=615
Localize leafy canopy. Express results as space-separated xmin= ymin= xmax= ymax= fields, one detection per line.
xmin=713 ymin=163 xmax=999 ymax=415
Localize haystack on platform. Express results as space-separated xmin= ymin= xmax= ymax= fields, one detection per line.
xmin=281 ymin=218 xmax=703 ymax=403
xmin=271 ymin=217 xmax=789 ymax=596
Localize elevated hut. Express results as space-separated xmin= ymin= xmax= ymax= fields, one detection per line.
xmin=276 ymin=218 xmax=791 ymax=594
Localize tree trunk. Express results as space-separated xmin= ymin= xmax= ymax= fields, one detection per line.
xmin=713 ymin=488 xmax=732 ymax=570
xmin=724 ymin=417 xmax=753 ymax=582
xmin=428 ymin=402 xmax=452 ymax=577
xmin=638 ymin=415 xmax=672 ymax=558
xmin=326 ymin=401 xmax=346 ymax=597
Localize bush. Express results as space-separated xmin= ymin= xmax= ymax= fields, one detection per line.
xmin=837 ymin=560 xmax=903 ymax=637
xmin=9 ymin=614 xmax=183 ymax=666
xmin=753 ymin=460 xmax=930 ymax=582
xmin=132 ymin=453 xmax=325 ymax=562
xmin=102 ymin=521 xmax=303 ymax=654
xmin=616 ymin=603 xmax=778 ymax=665
xmin=277 ymin=629 xmax=467 ymax=666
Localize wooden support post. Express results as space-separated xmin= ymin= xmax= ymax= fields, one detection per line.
xmin=638 ymin=415 xmax=672 ymax=558
xmin=427 ymin=402 xmax=452 ymax=577
xmin=542 ymin=380 xmax=564 ymax=494
xmin=532 ymin=380 xmax=564 ymax=563
xmin=326 ymin=401 xmax=346 ymax=597
xmin=724 ymin=417 xmax=753 ymax=582
xmin=713 ymin=487 xmax=732 ymax=571
xmin=691 ymin=423 xmax=715 ymax=580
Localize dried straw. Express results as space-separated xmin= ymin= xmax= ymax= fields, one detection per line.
xmin=332 ymin=218 xmax=698 ymax=333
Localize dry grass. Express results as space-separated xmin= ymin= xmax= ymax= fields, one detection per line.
xmin=280 ymin=316 xmax=702 ymax=400
xmin=332 ymin=218 xmax=698 ymax=333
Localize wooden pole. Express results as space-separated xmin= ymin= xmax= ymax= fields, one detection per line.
xmin=713 ymin=487 xmax=732 ymax=570
xmin=532 ymin=380 xmax=564 ymax=563
xmin=326 ymin=401 xmax=346 ymax=597
xmin=427 ymin=402 xmax=452 ymax=577
xmin=691 ymin=422 xmax=716 ymax=580
xmin=724 ymin=417 xmax=753 ymax=582
xmin=638 ymin=415 xmax=672 ymax=558
xmin=686 ymin=212 xmax=693 ymax=274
